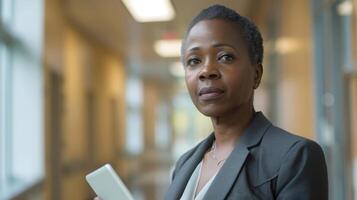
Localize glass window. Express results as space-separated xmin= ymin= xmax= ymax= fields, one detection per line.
xmin=0 ymin=0 xmax=44 ymax=199
xmin=351 ymin=77 xmax=357 ymax=199
xmin=0 ymin=0 xmax=14 ymax=194
xmin=126 ymin=77 xmax=144 ymax=155
xmin=172 ymin=83 xmax=211 ymax=160
xmin=155 ymin=102 xmax=171 ymax=149
xmin=350 ymin=0 xmax=357 ymax=198
xmin=311 ymin=0 xmax=357 ymax=198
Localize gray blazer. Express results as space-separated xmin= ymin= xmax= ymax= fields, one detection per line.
xmin=165 ymin=112 xmax=328 ymax=200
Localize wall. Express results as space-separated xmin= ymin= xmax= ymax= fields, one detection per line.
xmin=276 ymin=0 xmax=314 ymax=139
xmin=253 ymin=0 xmax=315 ymax=139
xmin=43 ymin=0 xmax=126 ymax=199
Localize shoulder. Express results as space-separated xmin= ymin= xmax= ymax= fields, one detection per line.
xmin=252 ymin=125 xmax=326 ymax=177
xmin=267 ymin=126 xmax=326 ymax=169
xmin=263 ymin=127 xmax=328 ymax=198
xmin=260 ymin=125 xmax=324 ymax=161
xmin=252 ymin=126 xmax=328 ymax=198
xmin=174 ymin=144 xmax=199 ymax=170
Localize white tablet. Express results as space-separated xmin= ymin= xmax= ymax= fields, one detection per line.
xmin=86 ymin=164 xmax=134 ymax=200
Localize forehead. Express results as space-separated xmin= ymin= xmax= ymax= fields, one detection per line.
xmin=183 ymin=19 xmax=245 ymax=51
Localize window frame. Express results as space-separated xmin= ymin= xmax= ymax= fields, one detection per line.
xmin=0 ymin=0 xmax=44 ymax=198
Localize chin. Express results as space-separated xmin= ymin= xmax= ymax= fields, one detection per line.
xmin=196 ymin=105 xmax=227 ymax=117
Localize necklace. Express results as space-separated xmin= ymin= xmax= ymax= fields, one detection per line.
xmin=210 ymin=141 xmax=227 ymax=166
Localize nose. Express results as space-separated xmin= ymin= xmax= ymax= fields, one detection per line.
xmin=199 ymin=60 xmax=221 ymax=80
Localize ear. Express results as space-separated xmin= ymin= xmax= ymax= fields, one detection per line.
xmin=253 ymin=63 xmax=263 ymax=89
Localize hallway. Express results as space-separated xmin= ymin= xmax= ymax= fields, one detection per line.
xmin=0 ymin=0 xmax=357 ymax=199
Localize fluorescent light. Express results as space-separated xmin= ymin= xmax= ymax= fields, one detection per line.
xmin=170 ymin=62 xmax=185 ymax=77
xmin=122 ymin=0 xmax=175 ymax=22
xmin=154 ymin=39 xmax=182 ymax=57
xmin=337 ymin=1 xmax=353 ymax=16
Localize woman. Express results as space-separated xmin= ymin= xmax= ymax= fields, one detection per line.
xmin=164 ymin=4 xmax=328 ymax=200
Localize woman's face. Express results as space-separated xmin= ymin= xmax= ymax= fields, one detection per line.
xmin=182 ymin=19 xmax=262 ymax=117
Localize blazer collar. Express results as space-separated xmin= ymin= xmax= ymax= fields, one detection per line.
xmin=204 ymin=111 xmax=272 ymax=200
xmin=165 ymin=112 xmax=272 ymax=200
xmin=238 ymin=111 xmax=272 ymax=149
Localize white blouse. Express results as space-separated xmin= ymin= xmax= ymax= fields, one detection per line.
xmin=180 ymin=162 xmax=219 ymax=200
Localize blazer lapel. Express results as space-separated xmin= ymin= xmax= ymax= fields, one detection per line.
xmin=165 ymin=134 xmax=215 ymax=200
xmin=204 ymin=112 xmax=272 ymax=200
xmin=203 ymin=139 xmax=249 ymax=200
xmin=165 ymin=112 xmax=271 ymax=200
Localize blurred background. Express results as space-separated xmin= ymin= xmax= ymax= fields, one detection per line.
xmin=0 ymin=0 xmax=356 ymax=199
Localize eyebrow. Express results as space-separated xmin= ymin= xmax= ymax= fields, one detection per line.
xmin=187 ymin=43 xmax=237 ymax=52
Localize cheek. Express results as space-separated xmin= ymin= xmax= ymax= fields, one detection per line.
xmin=185 ymin=73 xmax=197 ymax=95
xmin=227 ymin=71 xmax=255 ymax=100
xmin=240 ymin=74 xmax=255 ymax=100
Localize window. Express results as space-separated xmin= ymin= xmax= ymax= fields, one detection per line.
xmin=125 ymin=77 xmax=144 ymax=155
xmin=311 ymin=0 xmax=357 ymax=199
xmin=352 ymin=0 xmax=357 ymax=70
xmin=155 ymin=102 xmax=171 ymax=150
xmin=0 ymin=0 xmax=44 ymax=199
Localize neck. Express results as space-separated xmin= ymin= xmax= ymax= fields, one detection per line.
xmin=211 ymin=104 xmax=255 ymax=148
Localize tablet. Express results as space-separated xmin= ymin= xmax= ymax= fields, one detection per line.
xmin=86 ymin=164 xmax=134 ymax=200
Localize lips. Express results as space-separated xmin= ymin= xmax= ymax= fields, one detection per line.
xmin=198 ymin=87 xmax=224 ymax=101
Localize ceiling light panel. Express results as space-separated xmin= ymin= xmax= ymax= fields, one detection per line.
xmin=122 ymin=0 xmax=175 ymax=22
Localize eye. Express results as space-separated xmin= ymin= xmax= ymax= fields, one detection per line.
xmin=218 ymin=54 xmax=235 ymax=63
xmin=186 ymin=57 xmax=201 ymax=67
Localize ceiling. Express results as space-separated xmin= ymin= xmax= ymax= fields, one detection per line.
xmin=63 ymin=0 xmax=255 ymax=79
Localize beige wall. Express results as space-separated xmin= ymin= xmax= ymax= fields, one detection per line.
xmin=254 ymin=0 xmax=315 ymax=139
xmin=277 ymin=0 xmax=314 ymax=139
xmin=44 ymin=0 xmax=126 ymax=199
